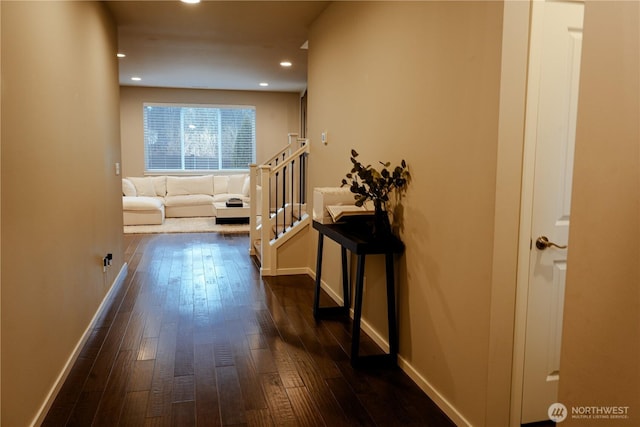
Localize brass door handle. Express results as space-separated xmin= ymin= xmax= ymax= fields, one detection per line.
xmin=535 ymin=236 xmax=568 ymax=250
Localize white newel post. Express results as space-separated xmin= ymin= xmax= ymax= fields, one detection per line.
xmin=248 ymin=164 xmax=258 ymax=255
xmin=259 ymin=165 xmax=275 ymax=275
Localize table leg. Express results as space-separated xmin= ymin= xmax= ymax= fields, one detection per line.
xmin=385 ymin=253 xmax=398 ymax=362
xmin=313 ymin=232 xmax=324 ymax=319
xmin=351 ymin=254 xmax=366 ymax=366
xmin=341 ymin=247 xmax=350 ymax=309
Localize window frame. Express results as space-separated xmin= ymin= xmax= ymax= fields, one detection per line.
xmin=142 ymin=102 xmax=256 ymax=175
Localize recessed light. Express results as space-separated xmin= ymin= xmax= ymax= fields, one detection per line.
xmin=181 ymin=0 xmax=200 ymax=3
xmin=280 ymin=61 xmax=292 ymax=67
xmin=131 ymin=77 xmax=142 ymax=81
xmin=117 ymin=53 xmax=126 ymax=58
xmin=259 ymin=82 xmax=269 ymax=87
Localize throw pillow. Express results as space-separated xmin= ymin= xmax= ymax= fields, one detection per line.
xmin=228 ymin=174 xmax=246 ymax=195
xmin=122 ymin=178 xmax=137 ymax=197
xmin=151 ymin=176 xmax=167 ymax=196
xmin=166 ymin=175 xmax=214 ymax=196
xmin=242 ymin=175 xmax=250 ymax=196
xmin=213 ymin=175 xmax=229 ymax=195
xmin=128 ymin=177 xmax=156 ymax=197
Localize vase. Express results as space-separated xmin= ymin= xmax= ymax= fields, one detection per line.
xmin=372 ymin=199 xmax=391 ymax=239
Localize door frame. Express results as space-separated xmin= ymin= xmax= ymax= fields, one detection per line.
xmin=510 ymin=0 xmax=546 ymax=424
xmin=509 ymin=1 xmax=582 ymax=425
xmin=485 ymin=1 xmax=532 ymax=425
xmin=490 ymin=1 xmax=584 ymax=425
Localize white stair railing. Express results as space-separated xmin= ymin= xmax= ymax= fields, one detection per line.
xmin=249 ymin=134 xmax=310 ymax=276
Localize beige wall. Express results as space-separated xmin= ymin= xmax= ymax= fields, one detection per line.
xmin=307 ymin=2 xmax=504 ymax=425
xmin=559 ymin=1 xmax=640 ymax=425
xmin=120 ymin=86 xmax=301 ymax=177
xmin=0 ymin=2 xmax=123 ymax=426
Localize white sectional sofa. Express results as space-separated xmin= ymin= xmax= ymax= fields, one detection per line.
xmin=122 ymin=174 xmax=250 ymax=226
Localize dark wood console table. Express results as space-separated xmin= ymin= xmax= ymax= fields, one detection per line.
xmin=312 ymin=220 xmax=404 ymax=367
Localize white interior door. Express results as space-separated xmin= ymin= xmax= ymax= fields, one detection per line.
xmin=521 ymin=1 xmax=584 ymax=423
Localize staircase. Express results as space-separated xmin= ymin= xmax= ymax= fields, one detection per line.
xmin=249 ymin=134 xmax=311 ymax=276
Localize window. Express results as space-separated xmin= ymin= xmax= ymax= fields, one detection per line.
xmin=143 ymin=104 xmax=256 ymax=172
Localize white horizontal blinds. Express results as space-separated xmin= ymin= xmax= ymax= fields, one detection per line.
xmin=143 ymin=104 xmax=256 ymax=172
xmin=182 ymin=107 xmax=220 ymax=170
xmin=144 ymin=105 xmax=183 ymax=170
xmin=220 ymin=108 xmax=255 ymax=169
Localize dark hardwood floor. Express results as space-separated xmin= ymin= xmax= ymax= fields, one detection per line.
xmin=43 ymin=232 xmax=454 ymax=426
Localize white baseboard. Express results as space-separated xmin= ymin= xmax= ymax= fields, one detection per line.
xmin=398 ymin=355 xmax=473 ymax=427
xmin=305 ymin=269 xmax=469 ymax=427
xmin=275 ymin=266 xmax=310 ymax=276
xmin=31 ymin=263 xmax=129 ymax=427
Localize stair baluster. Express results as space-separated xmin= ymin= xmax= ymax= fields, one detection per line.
xmin=248 ymin=134 xmax=311 ymax=276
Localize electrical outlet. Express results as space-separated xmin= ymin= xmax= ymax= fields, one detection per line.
xmin=103 ymin=253 xmax=113 ymax=272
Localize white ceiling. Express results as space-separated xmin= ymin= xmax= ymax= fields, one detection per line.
xmin=106 ymin=1 xmax=330 ymax=93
